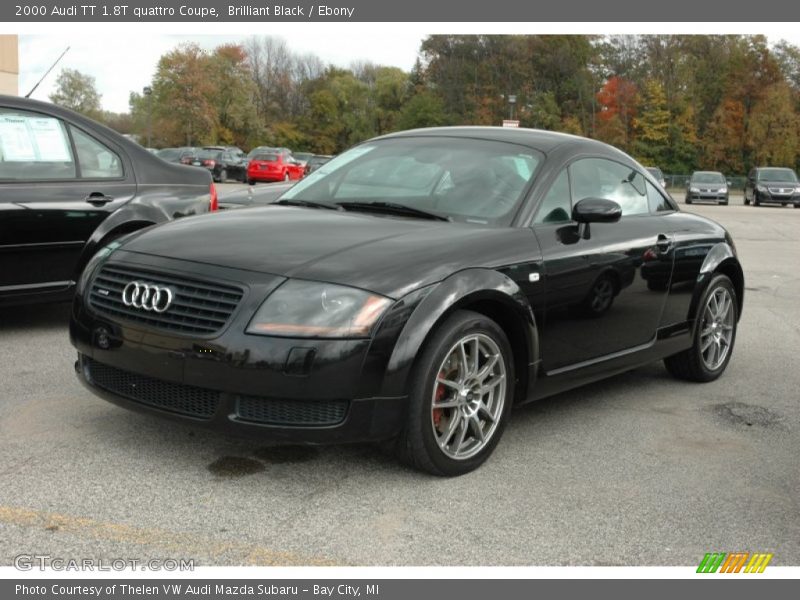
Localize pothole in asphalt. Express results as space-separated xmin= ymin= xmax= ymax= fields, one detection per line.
xmin=207 ymin=456 xmax=266 ymax=477
xmin=711 ymin=402 xmax=784 ymax=429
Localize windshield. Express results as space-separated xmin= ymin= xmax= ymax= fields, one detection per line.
xmin=279 ymin=137 xmax=543 ymax=225
xmin=759 ymin=168 xmax=797 ymax=183
xmin=691 ymin=172 xmax=725 ymax=184
xmin=197 ymin=150 xmax=222 ymax=160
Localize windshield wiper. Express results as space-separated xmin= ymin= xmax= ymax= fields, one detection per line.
xmin=336 ymin=201 xmax=451 ymax=222
xmin=274 ymin=199 xmax=341 ymax=210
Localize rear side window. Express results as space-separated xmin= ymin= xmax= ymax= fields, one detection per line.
xmin=535 ymin=169 xmax=572 ymax=224
xmin=0 ymin=108 xmax=76 ymax=180
xmin=69 ymin=126 xmax=122 ymax=178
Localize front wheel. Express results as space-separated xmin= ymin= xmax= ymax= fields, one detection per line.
xmin=664 ymin=274 xmax=738 ymax=382
xmin=394 ymin=310 xmax=514 ymax=476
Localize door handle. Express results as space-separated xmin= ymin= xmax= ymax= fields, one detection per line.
xmin=84 ymin=192 xmax=113 ymax=205
xmin=656 ymin=233 xmax=672 ymax=253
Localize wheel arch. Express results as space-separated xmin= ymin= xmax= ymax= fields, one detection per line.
xmin=380 ymin=269 xmax=538 ymax=405
xmin=689 ymin=242 xmax=745 ymax=324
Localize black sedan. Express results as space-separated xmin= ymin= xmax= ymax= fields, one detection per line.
xmin=744 ymin=167 xmax=800 ymax=207
xmin=0 ymin=95 xmax=216 ymax=307
xmin=191 ymin=148 xmax=247 ymax=183
xmin=70 ymin=127 xmax=744 ymax=476
xmin=685 ymin=171 xmax=729 ymax=205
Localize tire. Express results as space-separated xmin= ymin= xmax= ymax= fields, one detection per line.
xmin=794 ymin=204 xmax=800 ymax=209
xmin=394 ymin=310 xmax=515 ymax=476
xmin=219 ymin=169 xmax=228 ymax=183
xmin=781 ymin=203 xmax=787 ymax=207
xmin=686 ymin=198 xmax=692 ymax=204
xmin=664 ymin=274 xmax=738 ymax=383
xmin=248 ymin=179 xmax=256 ymax=186
xmin=719 ymin=201 xmax=728 ymax=206
xmin=753 ymin=191 xmax=760 ymax=207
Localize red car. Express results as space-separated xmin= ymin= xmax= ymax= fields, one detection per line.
xmin=247 ymin=152 xmax=305 ymax=184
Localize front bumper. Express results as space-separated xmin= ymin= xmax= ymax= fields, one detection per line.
xmin=757 ymin=191 xmax=800 ymax=205
xmin=69 ymin=254 xmax=410 ymax=444
xmin=74 ymin=354 xmax=406 ymax=443
xmin=687 ymin=191 xmax=728 ymax=202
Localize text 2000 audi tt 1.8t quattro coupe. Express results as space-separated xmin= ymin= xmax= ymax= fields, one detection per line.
xmin=70 ymin=127 xmax=744 ymax=476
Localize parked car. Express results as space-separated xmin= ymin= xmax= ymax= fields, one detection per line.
xmin=744 ymin=167 xmax=800 ymax=207
xmin=0 ymin=95 xmax=216 ymax=307
xmin=247 ymin=151 xmax=305 ymax=183
xmin=247 ymin=146 xmax=291 ymax=159
xmin=645 ymin=166 xmax=666 ymax=188
xmin=685 ymin=171 xmax=729 ymax=205
xmin=191 ymin=148 xmax=247 ymax=183
xmin=71 ymin=126 xmax=743 ymax=476
xmin=306 ymin=154 xmax=333 ymax=174
xmin=291 ymin=152 xmax=314 ymax=174
xmin=156 ymin=146 xmax=198 ymax=164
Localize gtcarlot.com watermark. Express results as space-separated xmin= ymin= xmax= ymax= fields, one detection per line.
xmin=14 ymin=554 xmax=194 ymax=571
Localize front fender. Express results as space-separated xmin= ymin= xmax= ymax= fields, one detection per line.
xmin=690 ymin=241 xmax=745 ymax=322
xmin=377 ymin=268 xmax=538 ymax=399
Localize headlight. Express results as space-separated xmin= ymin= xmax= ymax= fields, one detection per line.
xmin=690 ymin=186 xmax=699 ymax=193
xmin=756 ymin=185 xmax=767 ymax=192
xmin=75 ymin=240 xmax=123 ymax=295
xmin=246 ymin=280 xmax=392 ymax=338
xmin=719 ymin=187 xmax=727 ymax=193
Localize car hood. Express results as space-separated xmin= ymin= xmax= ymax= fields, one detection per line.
xmin=758 ymin=179 xmax=798 ymax=187
xmin=119 ymin=206 xmax=536 ymax=298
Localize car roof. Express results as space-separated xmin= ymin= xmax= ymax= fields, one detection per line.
xmin=377 ymin=126 xmax=611 ymax=154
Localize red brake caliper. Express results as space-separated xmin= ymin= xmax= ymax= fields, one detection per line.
xmin=433 ymin=370 xmax=447 ymax=429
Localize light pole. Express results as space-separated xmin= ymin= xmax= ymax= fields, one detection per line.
xmin=508 ymin=94 xmax=517 ymax=121
xmin=143 ymin=86 xmax=152 ymax=148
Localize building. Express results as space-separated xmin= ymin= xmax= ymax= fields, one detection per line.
xmin=0 ymin=35 xmax=19 ymax=95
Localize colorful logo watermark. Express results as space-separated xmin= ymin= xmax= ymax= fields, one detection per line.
xmin=697 ymin=552 xmax=773 ymax=573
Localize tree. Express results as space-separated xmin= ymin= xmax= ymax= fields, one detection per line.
xmin=208 ymin=44 xmax=262 ymax=147
xmin=748 ymin=82 xmax=800 ymax=167
xmin=49 ymin=69 xmax=102 ymax=118
xmin=634 ymin=80 xmax=670 ymax=166
xmin=595 ymin=76 xmax=638 ymax=150
xmin=397 ymin=91 xmax=448 ymax=130
xmin=702 ymin=98 xmax=746 ymax=172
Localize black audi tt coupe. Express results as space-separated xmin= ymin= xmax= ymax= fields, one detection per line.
xmin=70 ymin=127 xmax=744 ymax=476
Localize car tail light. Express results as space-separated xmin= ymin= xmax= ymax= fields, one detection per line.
xmin=209 ymin=182 xmax=218 ymax=212
xmin=203 ymin=159 xmax=216 ymax=167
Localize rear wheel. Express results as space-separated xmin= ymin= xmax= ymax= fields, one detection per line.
xmin=664 ymin=274 xmax=737 ymax=382
xmin=394 ymin=310 xmax=514 ymax=476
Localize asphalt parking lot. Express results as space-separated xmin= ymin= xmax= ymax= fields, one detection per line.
xmin=1 ymin=191 xmax=798 ymax=567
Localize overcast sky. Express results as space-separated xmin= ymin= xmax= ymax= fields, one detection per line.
xmin=19 ymin=31 xmax=800 ymax=114
xmin=19 ymin=32 xmax=428 ymax=113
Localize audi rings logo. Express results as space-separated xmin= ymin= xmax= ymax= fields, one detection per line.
xmin=121 ymin=281 xmax=174 ymax=313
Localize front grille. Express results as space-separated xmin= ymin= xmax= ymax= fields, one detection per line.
xmin=236 ymin=396 xmax=348 ymax=427
xmin=89 ymin=264 xmax=243 ymax=336
xmin=768 ymin=187 xmax=794 ymax=195
xmin=84 ymin=357 xmax=220 ymax=419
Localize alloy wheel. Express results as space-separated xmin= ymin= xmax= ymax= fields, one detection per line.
xmin=699 ymin=286 xmax=735 ymax=370
xmin=430 ymin=333 xmax=507 ymax=460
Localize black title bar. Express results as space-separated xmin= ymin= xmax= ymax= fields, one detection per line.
xmin=5 ymin=0 xmax=800 ymax=22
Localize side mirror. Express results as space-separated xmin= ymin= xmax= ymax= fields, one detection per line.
xmin=572 ymin=198 xmax=622 ymax=240
xmin=572 ymin=197 xmax=622 ymax=224
xmin=727 ymin=180 xmax=732 ymax=186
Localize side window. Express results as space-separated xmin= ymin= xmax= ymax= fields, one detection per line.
xmin=70 ymin=126 xmax=122 ymax=178
xmin=534 ymin=169 xmax=571 ymax=224
xmin=0 ymin=108 xmax=76 ymax=180
xmin=570 ymin=158 xmax=649 ymax=217
xmin=646 ymin=180 xmax=672 ymax=213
